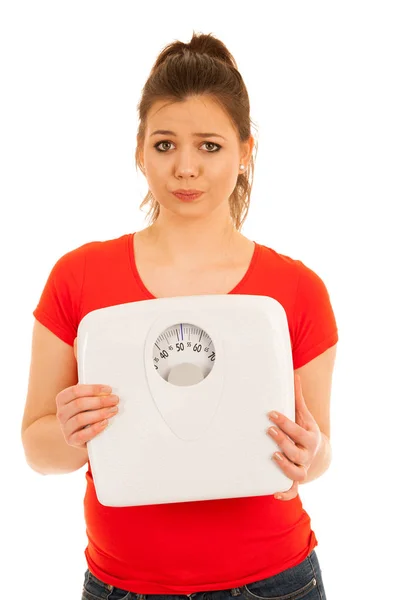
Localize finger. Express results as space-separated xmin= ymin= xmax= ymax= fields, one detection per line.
xmin=268 ymin=412 xmax=312 ymax=448
xmin=272 ymin=451 xmax=308 ymax=483
xmin=60 ymin=392 xmax=119 ymax=425
xmin=275 ymin=480 xmax=299 ymax=501
xmin=64 ymin=404 xmax=117 ymax=438
xmin=78 ymin=393 xmax=118 ymax=418
xmin=68 ymin=417 xmax=110 ymax=447
xmin=276 ymin=480 xmax=298 ymax=501
xmin=57 ymin=383 xmax=113 ymax=408
xmin=268 ymin=426 xmax=308 ymax=465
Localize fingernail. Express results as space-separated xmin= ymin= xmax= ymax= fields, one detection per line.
xmin=274 ymin=453 xmax=283 ymax=461
xmin=269 ymin=411 xmax=279 ymax=419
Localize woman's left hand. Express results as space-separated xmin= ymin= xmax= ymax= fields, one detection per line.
xmin=267 ymin=373 xmax=322 ymax=501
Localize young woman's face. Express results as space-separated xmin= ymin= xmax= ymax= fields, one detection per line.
xmin=141 ymin=95 xmax=252 ymax=218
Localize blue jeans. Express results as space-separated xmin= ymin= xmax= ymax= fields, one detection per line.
xmin=81 ymin=549 xmax=326 ymax=600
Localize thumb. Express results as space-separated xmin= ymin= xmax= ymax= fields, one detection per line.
xmin=294 ymin=374 xmax=311 ymax=425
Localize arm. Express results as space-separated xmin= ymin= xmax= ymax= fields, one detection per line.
xmin=301 ymin=432 xmax=332 ymax=484
xmin=22 ymin=414 xmax=88 ymax=475
xmin=296 ymin=345 xmax=336 ymax=484
xmin=268 ymin=346 xmax=337 ymax=501
xmin=21 ymin=319 xmax=88 ymax=475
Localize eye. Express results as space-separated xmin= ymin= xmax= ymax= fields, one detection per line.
xmin=153 ymin=140 xmax=222 ymax=153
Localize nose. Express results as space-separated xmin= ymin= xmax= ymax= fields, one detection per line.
xmin=175 ymin=156 xmax=199 ymax=179
xmin=176 ymin=167 xmax=197 ymax=179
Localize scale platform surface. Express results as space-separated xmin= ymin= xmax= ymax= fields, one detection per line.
xmin=77 ymin=294 xmax=295 ymax=507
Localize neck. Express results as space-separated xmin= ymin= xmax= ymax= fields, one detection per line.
xmin=144 ymin=212 xmax=243 ymax=269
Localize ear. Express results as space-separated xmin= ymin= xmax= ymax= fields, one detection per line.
xmin=240 ymin=134 xmax=255 ymax=166
xmin=136 ymin=140 xmax=145 ymax=173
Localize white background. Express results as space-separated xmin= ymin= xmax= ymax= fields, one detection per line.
xmin=1 ymin=1 xmax=399 ymax=598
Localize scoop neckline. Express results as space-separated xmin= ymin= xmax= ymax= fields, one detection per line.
xmin=127 ymin=231 xmax=260 ymax=299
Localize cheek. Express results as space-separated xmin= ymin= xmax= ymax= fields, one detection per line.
xmin=214 ymin=163 xmax=242 ymax=195
xmin=208 ymin=160 xmax=236 ymax=186
xmin=144 ymin=161 xmax=169 ymax=190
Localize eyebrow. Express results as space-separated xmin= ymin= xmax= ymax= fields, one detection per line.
xmin=150 ymin=129 xmax=227 ymax=141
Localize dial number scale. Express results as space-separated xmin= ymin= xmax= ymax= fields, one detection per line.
xmin=152 ymin=322 xmax=215 ymax=386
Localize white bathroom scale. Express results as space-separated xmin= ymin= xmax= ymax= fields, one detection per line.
xmin=77 ymin=294 xmax=295 ymax=507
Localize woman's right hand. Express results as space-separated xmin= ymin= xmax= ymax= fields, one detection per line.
xmin=56 ymin=383 xmax=119 ymax=449
xmin=57 ymin=338 xmax=119 ymax=448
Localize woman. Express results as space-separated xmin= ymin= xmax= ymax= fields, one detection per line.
xmin=22 ymin=31 xmax=338 ymax=599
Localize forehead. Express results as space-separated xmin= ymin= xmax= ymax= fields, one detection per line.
xmin=146 ymin=96 xmax=236 ymax=138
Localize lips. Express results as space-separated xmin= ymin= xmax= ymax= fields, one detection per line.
xmin=172 ymin=191 xmax=204 ymax=201
xmin=173 ymin=188 xmax=203 ymax=193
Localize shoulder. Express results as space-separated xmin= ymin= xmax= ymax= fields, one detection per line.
xmin=256 ymin=242 xmax=325 ymax=284
xmin=256 ymin=241 xmax=300 ymax=269
xmin=254 ymin=243 xmax=335 ymax=318
xmin=255 ymin=242 xmax=305 ymax=287
xmin=56 ymin=233 xmax=129 ymax=267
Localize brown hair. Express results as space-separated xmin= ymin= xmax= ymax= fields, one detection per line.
xmin=134 ymin=30 xmax=258 ymax=231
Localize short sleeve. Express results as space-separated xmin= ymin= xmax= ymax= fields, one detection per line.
xmin=32 ymin=246 xmax=86 ymax=346
xmin=291 ymin=260 xmax=338 ymax=369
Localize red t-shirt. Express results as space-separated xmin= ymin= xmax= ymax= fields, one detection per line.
xmin=33 ymin=232 xmax=338 ymax=594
